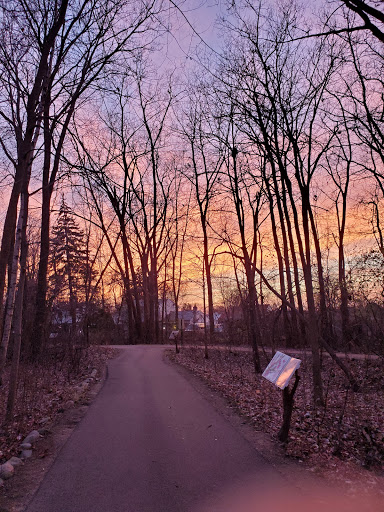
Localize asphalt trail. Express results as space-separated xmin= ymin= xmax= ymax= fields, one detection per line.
xmin=24 ymin=346 xmax=282 ymax=512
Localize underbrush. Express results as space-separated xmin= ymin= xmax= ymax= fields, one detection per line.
xmin=168 ymin=347 xmax=384 ymax=476
xmin=0 ymin=345 xmax=116 ymax=462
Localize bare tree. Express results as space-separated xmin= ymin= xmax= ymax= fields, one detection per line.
xmin=217 ymin=110 xmax=265 ymax=373
xmin=217 ymin=0 xmax=361 ymax=402
xmin=4 ymin=187 xmax=29 ymax=419
xmin=178 ymin=83 xmax=224 ymax=353
xmin=167 ymin=166 xmax=192 ymax=345
xmin=0 ymin=0 xmax=71 ymax=336
xmin=30 ymin=0 xmax=164 ymax=357
xmin=69 ymin=66 xmax=174 ymax=344
xmin=287 ymin=1 xmax=384 ymax=44
xmin=337 ymin=1 xmax=384 ymax=43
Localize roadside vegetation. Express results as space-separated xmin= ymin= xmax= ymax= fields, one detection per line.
xmin=168 ymin=344 xmax=384 ymax=493
xmin=0 ymin=346 xmax=116 ymax=463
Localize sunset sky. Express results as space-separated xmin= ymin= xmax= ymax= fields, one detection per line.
xmin=0 ymin=0 xmax=383 ymax=316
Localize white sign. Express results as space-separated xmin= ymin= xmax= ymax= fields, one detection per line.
xmin=262 ymin=351 xmax=301 ymax=390
xmin=169 ymin=330 xmax=180 ymax=340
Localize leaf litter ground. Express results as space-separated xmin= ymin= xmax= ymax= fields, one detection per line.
xmin=0 ymin=346 xmax=117 ymax=463
xmin=168 ymin=345 xmax=384 ymax=499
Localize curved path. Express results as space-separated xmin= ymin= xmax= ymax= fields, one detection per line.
xmin=25 ymin=345 xmax=282 ymax=512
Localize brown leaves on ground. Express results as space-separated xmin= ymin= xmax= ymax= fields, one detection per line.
xmin=0 ymin=345 xmax=117 ymax=463
xmin=168 ymin=346 xmax=384 ymax=495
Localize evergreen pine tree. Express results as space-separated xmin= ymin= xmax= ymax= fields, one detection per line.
xmin=50 ymin=198 xmax=89 ymax=330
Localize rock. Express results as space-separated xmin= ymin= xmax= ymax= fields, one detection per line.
xmin=8 ymin=456 xmax=23 ymax=467
xmin=0 ymin=461 xmax=15 ymax=479
xmin=0 ymin=478 xmax=4 ymax=487
xmin=90 ymin=369 xmax=98 ymax=379
xmin=72 ymin=386 xmax=84 ymax=401
xmin=38 ymin=428 xmax=51 ymax=436
xmin=65 ymin=400 xmax=75 ymax=409
xmin=20 ymin=450 xmax=33 ymax=460
xmin=23 ymin=430 xmax=40 ymax=445
xmin=39 ymin=417 xmax=50 ymax=425
xmin=20 ymin=442 xmax=32 ymax=450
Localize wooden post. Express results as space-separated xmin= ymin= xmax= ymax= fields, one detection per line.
xmin=278 ymin=371 xmax=300 ymax=443
xmin=180 ymin=319 xmax=184 ymax=348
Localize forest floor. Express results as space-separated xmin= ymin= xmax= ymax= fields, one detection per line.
xmin=0 ymin=345 xmax=117 ymax=463
xmin=167 ymin=345 xmax=384 ymax=499
xmin=0 ymin=345 xmax=118 ymax=512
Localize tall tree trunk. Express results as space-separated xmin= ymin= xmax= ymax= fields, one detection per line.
xmin=120 ymin=228 xmax=142 ymax=342
xmin=0 ymin=0 xmax=69 ymax=334
xmin=152 ymin=262 xmax=160 ymax=344
xmin=309 ymin=205 xmax=329 ymax=344
xmin=202 ymin=221 xmax=215 ymax=347
xmin=142 ymin=254 xmax=151 ymax=343
xmin=0 ymin=195 xmax=25 ymax=384
xmin=244 ymin=261 xmax=262 ymax=374
xmin=0 ymin=177 xmax=23 ymax=337
xmin=5 ymin=189 xmax=29 ymax=423
xmin=301 ymin=193 xmax=324 ymax=405
xmin=202 ymin=258 xmax=208 ymax=359
xmin=30 ymin=78 xmax=52 ymax=358
xmin=339 ymin=247 xmax=350 ymax=348
xmin=272 ymin=172 xmax=298 ymax=346
xmin=227 ymin=148 xmax=261 ymax=373
xmin=337 ymin=189 xmax=350 ymax=349
xmin=280 ymin=178 xmax=306 ymax=344
xmin=65 ymin=234 xmax=77 ymax=336
xmin=264 ymin=175 xmax=289 ymax=347
xmin=280 ymin=166 xmax=323 ymax=404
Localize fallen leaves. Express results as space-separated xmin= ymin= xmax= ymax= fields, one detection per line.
xmin=168 ymin=346 xmax=384 ymax=493
xmin=0 ymin=345 xmax=117 ymax=463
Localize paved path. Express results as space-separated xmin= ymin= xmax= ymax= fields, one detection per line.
xmin=25 ymin=346 xmax=282 ymax=512
xmin=182 ymin=344 xmax=381 ymax=361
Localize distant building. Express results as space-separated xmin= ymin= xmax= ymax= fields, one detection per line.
xmin=158 ymin=298 xmax=176 ymax=317
xmin=50 ymin=303 xmax=84 ymax=333
xmin=169 ymin=304 xmax=223 ymax=332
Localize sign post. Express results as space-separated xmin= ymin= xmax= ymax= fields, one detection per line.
xmin=262 ymin=351 xmax=301 ymax=442
xmin=169 ymin=330 xmax=180 ymax=354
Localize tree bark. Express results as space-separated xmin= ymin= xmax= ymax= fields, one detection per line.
xmin=0 ymin=194 xmax=25 ymax=384
xmin=0 ymin=0 xmax=69 ymax=334
xmin=5 ymin=189 xmax=29 ymax=423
